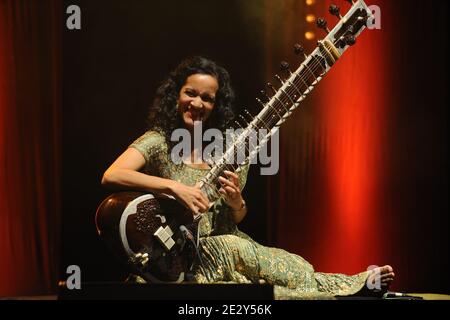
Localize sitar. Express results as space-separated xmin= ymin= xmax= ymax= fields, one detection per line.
xmin=95 ymin=0 xmax=374 ymax=283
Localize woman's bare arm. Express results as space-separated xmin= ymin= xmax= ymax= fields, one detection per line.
xmin=101 ymin=148 xmax=176 ymax=194
xmin=101 ymin=148 xmax=208 ymax=214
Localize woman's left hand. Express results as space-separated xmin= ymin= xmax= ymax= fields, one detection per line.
xmin=218 ymin=170 xmax=244 ymax=211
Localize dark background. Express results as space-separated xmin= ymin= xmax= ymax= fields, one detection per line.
xmin=62 ymin=0 xmax=269 ymax=282
xmin=62 ymin=0 xmax=448 ymax=293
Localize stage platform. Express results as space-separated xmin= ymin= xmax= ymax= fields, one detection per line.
xmin=2 ymin=284 xmax=449 ymax=300
xmin=58 ymin=282 xmax=275 ymax=300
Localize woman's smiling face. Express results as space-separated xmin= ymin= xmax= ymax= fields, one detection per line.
xmin=177 ymin=73 xmax=218 ymax=131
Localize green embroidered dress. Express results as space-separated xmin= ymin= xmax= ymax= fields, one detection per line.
xmin=130 ymin=130 xmax=369 ymax=299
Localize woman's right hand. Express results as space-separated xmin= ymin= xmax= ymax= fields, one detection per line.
xmin=168 ymin=181 xmax=209 ymax=215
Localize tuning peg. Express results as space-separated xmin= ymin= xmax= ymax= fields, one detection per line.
xmin=329 ymin=4 xmax=342 ymax=19
xmin=280 ymin=61 xmax=291 ymax=72
xmin=234 ymin=120 xmax=243 ymax=129
xmin=266 ymin=82 xmax=277 ymax=94
xmin=275 ymin=74 xmax=285 ymax=85
xmin=260 ymin=89 xmax=271 ymax=101
xmin=256 ymin=97 xmax=266 ymax=108
xmin=238 ymin=114 xmax=251 ymax=127
xmin=244 ymin=109 xmax=253 ymax=119
xmin=280 ymin=61 xmax=294 ymax=77
xmin=294 ymin=44 xmax=307 ymax=59
xmin=316 ymin=18 xmax=330 ymax=34
xmin=243 ymin=109 xmax=255 ymax=124
xmin=344 ymin=35 xmax=356 ymax=46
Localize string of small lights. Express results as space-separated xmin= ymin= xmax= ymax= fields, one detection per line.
xmin=305 ymin=0 xmax=317 ymax=40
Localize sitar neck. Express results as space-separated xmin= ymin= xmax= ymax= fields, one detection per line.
xmin=199 ymin=0 xmax=373 ymax=203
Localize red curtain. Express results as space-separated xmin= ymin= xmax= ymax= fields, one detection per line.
xmin=0 ymin=0 xmax=60 ymax=297
xmin=265 ymin=0 xmax=390 ymax=276
xmin=314 ymin=0 xmax=390 ymax=273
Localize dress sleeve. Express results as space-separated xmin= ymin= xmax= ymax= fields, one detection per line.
xmin=129 ymin=131 xmax=167 ymax=171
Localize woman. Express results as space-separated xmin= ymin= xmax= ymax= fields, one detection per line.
xmin=101 ymin=56 xmax=395 ymax=299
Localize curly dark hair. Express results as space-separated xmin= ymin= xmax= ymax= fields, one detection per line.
xmin=147 ymin=56 xmax=235 ymax=151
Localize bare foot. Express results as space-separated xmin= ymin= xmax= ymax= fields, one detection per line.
xmin=358 ymin=265 xmax=395 ymax=297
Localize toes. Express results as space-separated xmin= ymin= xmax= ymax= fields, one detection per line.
xmin=362 ymin=265 xmax=395 ymax=297
xmin=381 ymin=271 xmax=395 ymax=278
xmin=384 ymin=265 xmax=394 ymax=273
xmin=377 ymin=265 xmax=394 ymax=275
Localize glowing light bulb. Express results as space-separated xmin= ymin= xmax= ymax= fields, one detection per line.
xmin=305 ymin=31 xmax=315 ymax=40
xmin=306 ymin=14 xmax=316 ymax=23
